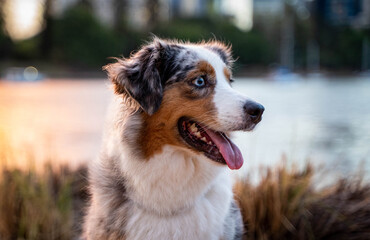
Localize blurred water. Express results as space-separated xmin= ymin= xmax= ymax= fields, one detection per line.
xmin=0 ymin=80 xmax=111 ymax=168
xmin=0 ymin=78 xmax=369 ymax=178
xmin=234 ymin=77 xmax=370 ymax=179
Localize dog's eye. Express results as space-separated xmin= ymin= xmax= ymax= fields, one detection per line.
xmin=192 ymin=77 xmax=206 ymax=87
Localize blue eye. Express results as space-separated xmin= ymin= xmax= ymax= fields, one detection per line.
xmin=193 ymin=77 xmax=206 ymax=87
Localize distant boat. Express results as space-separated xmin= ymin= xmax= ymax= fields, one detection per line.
xmin=3 ymin=67 xmax=45 ymax=82
xmin=268 ymin=66 xmax=303 ymax=82
xmin=359 ymin=70 xmax=370 ymax=78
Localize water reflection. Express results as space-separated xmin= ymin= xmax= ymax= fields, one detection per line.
xmin=0 ymin=80 xmax=111 ymax=169
xmin=0 ymin=78 xmax=369 ymax=178
xmin=233 ymin=78 xmax=370 ymax=179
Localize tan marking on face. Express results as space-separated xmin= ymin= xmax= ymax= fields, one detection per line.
xmin=138 ymin=61 xmax=222 ymax=159
xmin=186 ymin=60 xmax=216 ymax=82
xmin=223 ymin=67 xmax=231 ymax=82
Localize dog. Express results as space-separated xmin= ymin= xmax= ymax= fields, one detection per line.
xmin=83 ymin=38 xmax=264 ymax=240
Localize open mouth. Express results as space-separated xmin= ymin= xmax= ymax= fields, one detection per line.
xmin=178 ymin=117 xmax=243 ymax=170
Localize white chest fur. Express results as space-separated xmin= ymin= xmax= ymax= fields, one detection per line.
xmin=120 ymin=145 xmax=234 ymax=240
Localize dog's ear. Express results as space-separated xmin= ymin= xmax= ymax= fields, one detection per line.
xmin=104 ymin=39 xmax=166 ymax=115
xmin=205 ymin=41 xmax=234 ymax=67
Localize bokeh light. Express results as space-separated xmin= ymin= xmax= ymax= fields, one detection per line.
xmin=3 ymin=0 xmax=44 ymax=41
xmin=24 ymin=66 xmax=39 ymax=81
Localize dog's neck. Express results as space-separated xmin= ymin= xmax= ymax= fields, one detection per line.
xmin=98 ymin=97 xmax=232 ymax=216
xmin=123 ymin=145 xmax=230 ymax=215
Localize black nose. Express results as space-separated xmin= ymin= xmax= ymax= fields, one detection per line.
xmin=244 ymin=101 xmax=265 ymax=123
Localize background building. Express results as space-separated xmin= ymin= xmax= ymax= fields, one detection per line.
xmin=315 ymin=0 xmax=370 ymax=28
xmin=51 ymin=0 xmax=253 ymax=30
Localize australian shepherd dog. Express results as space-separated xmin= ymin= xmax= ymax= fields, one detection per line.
xmin=83 ymin=38 xmax=264 ymax=240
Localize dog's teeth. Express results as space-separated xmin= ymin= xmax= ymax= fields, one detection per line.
xmin=208 ymin=141 xmax=212 ymax=145
xmin=194 ymin=131 xmax=201 ymax=138
xmin=200 ymin=137 xmax=207 ymax=142
xmin=190 ymin=124 xmax=198 ymax=133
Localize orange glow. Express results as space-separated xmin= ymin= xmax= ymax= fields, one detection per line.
xmin=3 ymin=0 xmax=44 ymax=41
xmin=0 ymin=80 xmax=111 ymax=169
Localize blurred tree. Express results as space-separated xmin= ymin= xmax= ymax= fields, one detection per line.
xmin=0 ymin=0 xmax=4 ymax=41
xmin=0 ymin=0 xmax=366 ymax=72
xmin=0 ymin=0 xmax=13 ymax=59
xmin=113 ymin=0 xmax=127 ymax=32
xmin=53 ymin=5 xmax=121 ymax=67
xmin=205 ymin=0 xmax=216 ymax=16
xmin=153 ymin=18 xmax=274 ymax=66
xmin=79 ymin=0 xmax=93 ymax=10
xmin=0 ymin=0 xmax=5 ymax=32
xmin=280 ymin=2 xmax=295 ymax=69
xmin=0 ymin=0 xmax=3 ymax=19
xmin=146 ymin=0 xmax=160 ymax=30
xmin=306 ymin=0 xmax=320 ymax=72
xmin=40 ymin=0 xmax=53 ymax=59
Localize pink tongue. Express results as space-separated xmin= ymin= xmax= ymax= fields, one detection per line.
xmin=205 ymin=130 xmax=244 ymax=170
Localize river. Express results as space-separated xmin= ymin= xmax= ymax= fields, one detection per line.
xmin=0 ymin=77 xmax=369 ymax=179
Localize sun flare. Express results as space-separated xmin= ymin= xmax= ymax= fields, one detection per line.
xmin=3 ymin=0 xmax=44 ymax=41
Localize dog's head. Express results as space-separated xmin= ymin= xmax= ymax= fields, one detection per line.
xmin=104 ymin=38 xmax=264 ymax=170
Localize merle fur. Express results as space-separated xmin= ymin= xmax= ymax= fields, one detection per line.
xmin=104 ymin=38 xmax=233 ymax=115
xmin=205 ymin=43 xmax=234 ymax=67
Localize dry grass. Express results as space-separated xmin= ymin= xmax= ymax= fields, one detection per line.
xmin=0 ymin=130 xmax=88 ymax=240
xmin=1 ymin=129 xmax=370 ymax=239
xmin=0 ymin=164 xmax=88 ymax=240
xmin=234 ymin=164 xmax=370 ymax=240
xmin=1 ymin=161 xmax=369 ymax=240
